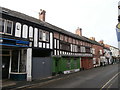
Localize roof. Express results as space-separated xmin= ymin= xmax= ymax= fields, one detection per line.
xmin=1 ymin=7 xmax=100 ymax=45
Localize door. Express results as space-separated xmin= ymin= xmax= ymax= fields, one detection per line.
xmin=2 ymin=56 xmax=10 ymax=79
xmin=32 ymin=57 xmax=52 ymax=80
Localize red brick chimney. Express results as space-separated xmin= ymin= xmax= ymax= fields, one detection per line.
xmin=89 ymin=37 xmax=95 ymax=41
xmin=39 ymin=9 xmax=46 ymax=21
xmin=99 ymin=40 xmax=104 ymax=45
xmin=75 ymin=27 xmax=82 ymax=36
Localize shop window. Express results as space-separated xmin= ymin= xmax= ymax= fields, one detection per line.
xmin=0 ymin=18 xmax=5 ymax=33
xmin=11 ymin=50 xmax=26 ymax=73
xmin=19 ymin=50 xmax=27 ymax=72
xmin=11 ymin=50 xmax=19 ymax=72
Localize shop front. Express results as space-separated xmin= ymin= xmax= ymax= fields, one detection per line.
xmin=1 ymin=37 xmax=29 ymax=80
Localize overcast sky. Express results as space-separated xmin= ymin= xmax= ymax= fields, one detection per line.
xmin=1 ymin=0 xmax=119 ymax=47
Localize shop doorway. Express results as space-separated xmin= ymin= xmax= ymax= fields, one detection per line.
xmin=2 ymin=56 xmax=10 ymax=79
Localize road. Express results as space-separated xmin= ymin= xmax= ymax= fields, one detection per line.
xmin=27 ymin=63 xmax=120 ymax=89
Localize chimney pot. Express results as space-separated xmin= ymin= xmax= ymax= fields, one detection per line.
xmin=39 ymin=9 xmax=46 ymax=21
xmin=75 ymin=27 xmax=82 ymax=36
xmin=99 ymin=40 xmax=104 ymax=45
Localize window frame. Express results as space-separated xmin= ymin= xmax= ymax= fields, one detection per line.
xmin=0 ymin=18 xmax=6 ymax=34
xmin=29 ymin=26 xmax=33 ymax=40
xmin=46 ymin=31 xmax=49 ymax=42
xmin=5 ymin=20 xmax=13 ymax=35
xmin=39 ymin=29 xmax=43 ymax=41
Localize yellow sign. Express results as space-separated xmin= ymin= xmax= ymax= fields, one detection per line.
xmin=116 ymin=23 xmax=120 ymax=29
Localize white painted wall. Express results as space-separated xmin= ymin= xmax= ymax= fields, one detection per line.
xmin=34 ymin=28 xmax=38 ymax=47
xmin=50 ymin=33 xmax=53 ymax=49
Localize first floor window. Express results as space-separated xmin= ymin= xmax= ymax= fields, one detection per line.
xmin=0 ymin=18 xmax=5 ymax=33
xmin=6 ymin=20 xmax=13 ymax=35
xmin=46 ymin=32 xmax=49 ymax=42
xmin=29 ymin=26 xmax=33 ymax=40
xmin=43 ymin=32 xmax=46 ymax=41
xmin=39 ymin=30 xmax=43 ymax=40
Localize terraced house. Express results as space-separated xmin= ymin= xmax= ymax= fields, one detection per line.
xmin=1 ymin=7 xmax=102 ymax=81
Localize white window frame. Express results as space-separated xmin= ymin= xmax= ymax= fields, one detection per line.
xmin=43 ymin=31 xmax=46 ymax=41
xmin=29 ymin=26 xmax=33 ymax=40
xmin=22 ymin=24 xmax=28 ymax=38
xmin=15 ymin=22 xmax=22 ymax=37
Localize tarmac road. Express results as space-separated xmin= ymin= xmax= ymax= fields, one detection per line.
xmin=27 ymin=63 xmax=120 ymax=89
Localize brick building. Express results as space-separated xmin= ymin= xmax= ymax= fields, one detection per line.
xmin=89 ymin=38 xmax=104 ymax=67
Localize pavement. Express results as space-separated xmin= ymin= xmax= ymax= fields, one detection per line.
xmin=2 ymin=73 xmax=69 ymax=90
xmin=2 ymin=63 xmax=120 ymax=89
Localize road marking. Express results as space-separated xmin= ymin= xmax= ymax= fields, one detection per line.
xmin=100 ymin=72 xmax=120 ymax=90
xmin=107 ymin=83 xmax=112 ymax=90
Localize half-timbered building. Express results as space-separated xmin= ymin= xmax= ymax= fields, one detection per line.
xmin=1 ymin=7 xmax=94 ymax=81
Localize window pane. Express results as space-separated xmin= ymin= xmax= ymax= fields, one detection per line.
xmin=19 ymin=50 xmax=26 ymax=72
xmin=46 ymin=32 xmax=49 ymax=41
xmin=11 ymin=50 xmax=19 ymax=72
xmin=15 ymin=22 xmax=21 ymax=37
xmin=29 ymin=26 xmax=33 ymax=38
xmin=22 ymin=25 xmax=28 ymax=38
xmin=0 ymin=19 xmax=5 ymax=33
xmin=39 ymin=30 xmax=43 ymax=40
xmin=43 ymin=32 xmax=46 ymax=41
xmin=6 ymin=20 xmax=13 ymax=34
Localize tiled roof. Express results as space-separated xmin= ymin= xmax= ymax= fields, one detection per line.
xmin=1 ymin=7 xmax=102 ymax=45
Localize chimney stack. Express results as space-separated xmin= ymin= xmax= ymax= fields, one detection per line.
xmin=75 ymin=27 xmax=82 ymax=36
xmin=99 ymin=40 xmax=104 ymax=45
xmin=39 ymin=9 xmax=46 ymax=21
xmin=89 ymin=37 xmax=95 ymax=41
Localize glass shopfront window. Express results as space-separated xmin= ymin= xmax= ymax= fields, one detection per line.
xmin=11 ymin=50 xmax=26 ymax=73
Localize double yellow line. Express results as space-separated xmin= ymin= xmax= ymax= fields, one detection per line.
xmin=100 ymin=72 xmax=120 ymax=90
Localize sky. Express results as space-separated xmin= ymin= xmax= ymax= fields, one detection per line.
xmin=1 ymin=0 xmax=119 ymax=47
